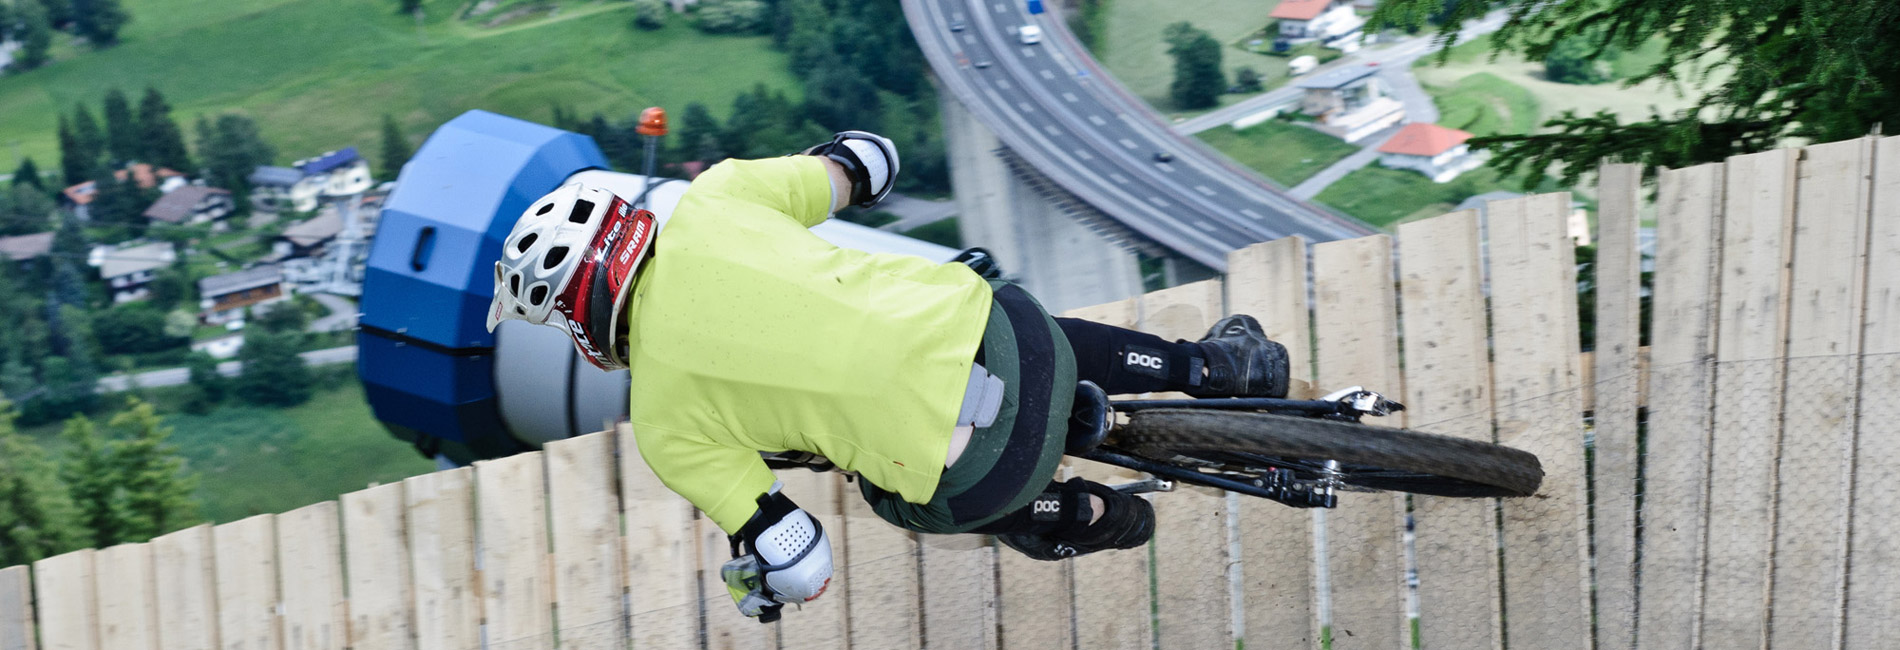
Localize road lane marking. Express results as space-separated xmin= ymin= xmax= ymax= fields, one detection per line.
xmin=1195 ymin=220 xmax=1217 ymax=231
xmin=1118 ymin=138 xmax=1137 ymax=149
xmin=1089 ymin=115 xmax=1107 ymax=125
xmin=1017 ymin=102 xmax=1037 ymax=113
xmin=1062 ymin=92 xmax=1078 ymax=103
xmin=1156 ymin=163 xmax=1176 ymax=173
xmin=1040 ymin=69 xmax=1055 ymax=80
xmin=1194 ymin=185 xmax=1216 ymax=196
xmin=996 ymin=78 xmax=1012 ymax=89
xmin=1240 ymin=209 xmax=1265 ymax=220
xmin=1147 ymin=196 xmax=1171 ymax=207
xmin=964 ymin=34 xmax=976 ymax=44
xmin=993 ymin=3 xmax=1005 ymax=11
xmin=1109 ymin=173 xmax=1130 ymax=183
xmin=1022 ymin=48 xmax=1037 ymax=58
xmin=1074 ymin=149 xmax=1094 ymax=160
xmin=1043 ymin=125 xmax=1062 ymax=136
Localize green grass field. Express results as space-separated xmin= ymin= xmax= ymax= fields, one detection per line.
xmin=1313 ymin=164 xmax=1516 ymax=228
xmin=0 ymin=0 xmax=798 ymax=170
xmin=1088 ymin=0 xmax=1290 ymax=113
xmin=1428 ymin=72 xmax=1540 ymax=137
xmin=1196 ymin=120 xmax=1359 ymax=186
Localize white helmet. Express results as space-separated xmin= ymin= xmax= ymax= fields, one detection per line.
xmin=487 ymin=181 xmax=659 ymax=371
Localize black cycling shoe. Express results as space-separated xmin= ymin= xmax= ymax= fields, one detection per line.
xmin=998 ymin=481 xmax=1155 ymax=561
xmin=1186 ymin=314 xmax=1290 ymax=399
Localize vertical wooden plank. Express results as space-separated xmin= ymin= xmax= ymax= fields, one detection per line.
xmin=0 ymin=566 xmax=34 ymax=650
xmin=1227 ymin=237 xmax=1322 ymax=650
xmin=617 ymin=424 xmax=700 ymax=649
xmin=1844 ymin=135 xmax=1900 ymax=648
xmin=405 ymin=468 xmax=478 ymax=650
xmin=1700 ymin=149 xmax=1798 ymax=649
xmin=32 ymin=550 xmax=96 ymax=650
xmin=277 ymin=503 xmax=344 ymax=650
xmin=1592 ymin=163 xmax=1644 ymax=650
xmin=1058 ymin=297 xmax=1154 ymax=649
xmin=776 ymin=470 xmax=849 ymax=648
xmin=475 ymin=452 xmax=554 ymax=650
xmin=1137 ymin=280 xmax=1236 ymax=649
xmin=214 ymin=515 xmax=281 ymax=650
xmin=697 ymin=516 xmax=776 ymax=650
xmin=1768 ymin=138 xmax=1873 ymax=649
xmin=920 ymin=536 xmax=996 ymax=650
xmin=996 ymin=511 xmax=1074 ymax=650
xmin=343 ymin=485 xmax=411 ymax=650
xmin=842 ymin=489 xmax=922 ymax=650
xmin=1487 ymin=193 xmax=1591 ymax=649
xmin=153 ymin=525 xmax=220 ymax=650
xmin=546 ymin=433 xmax=626 ymax=649
xmin=93 ymin=543 xmax=156 ymax=650
xmin=1396 ymin=211 xmax=1502 ymax=650
xmin=1634 ymin=162 xmax=1725 ymax=650
xmin=1313 ymin=236 xmax=1407 ymax=649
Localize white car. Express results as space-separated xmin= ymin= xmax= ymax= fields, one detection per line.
xmin=1019 ymin=25 xmax=1043 ymax=44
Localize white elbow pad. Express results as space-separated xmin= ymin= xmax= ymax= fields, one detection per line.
xmin=722 ymin=482 xmax=833 ymax=617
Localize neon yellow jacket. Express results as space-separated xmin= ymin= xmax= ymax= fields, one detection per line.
xmin=624 ymin=156 xmax=992 ymax=533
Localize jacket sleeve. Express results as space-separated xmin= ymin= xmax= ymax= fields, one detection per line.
xmin=680 ymin=156 xmax=834 ymax=229
xmin=633 ymin=425 xmax=781 ymax=534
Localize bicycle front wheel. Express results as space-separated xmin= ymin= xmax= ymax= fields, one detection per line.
xmin=1114 ymin=410 xmax=1543 ymax=498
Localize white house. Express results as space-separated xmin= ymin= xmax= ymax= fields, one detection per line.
xmin=1377 ymin=122 xmax=1486 ymax=182
xmin=1296 ymin=63 xmax=1405 ymax=143
xmin=93 ymin=241 xmax=177 ymax=303
xmin=1272 ymin=0 xmax=1363 ymax=42
xmin=143 ymin=185 xmax=235 ymax=228
xmin=248 ymin=146 xmax=374 ymax=212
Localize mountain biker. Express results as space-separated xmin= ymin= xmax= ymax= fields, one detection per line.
xmin=485 ymin=131 xmax=1290 ymax=621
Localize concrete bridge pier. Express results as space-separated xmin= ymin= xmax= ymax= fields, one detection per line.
xmin=940 ymin=93 xmax=1146 ymax=314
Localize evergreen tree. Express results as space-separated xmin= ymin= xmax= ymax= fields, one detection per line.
xmin=1375 ymin=0 xmax=1900 ymax=184
xmin=1164 ymin=22 xmax=1224 ymax=110
xmin=183 ymin=351 xmax=225 ymax=413
xmin=0 ymin=401 xmax=77 ymax=566
xmin=0 ymin=185 xmax=56 ymax=236
xmin=137 ymin=88 xmax=192 ymax=172
xmin=801 ymin=59 xmax=882 ymax=133
xmin=672 ymin=102 xmax=726 ymax=164
xmin=102 ymin=88 xmax=141 ymax=164
xmin=378 ymin=114 xmax=412 ymax=180
xmin=200 ymin=114 xmax=275 ymax=197
xmin=58 ymin=115 xmax=88 ymax=185
xmin=59 ymin=414 xmax=124 ymax=548
xmin=0 ymin=2 xmax=10 ymax=42
xmin=38 ymin=0 xmax=73 ymax=27
xmin=234 ymin=332 xmax=312 ymax=407
xmin=1543 ymin=35 xmax=1608 ymax=85
xmin=71 ymin=0 xmax=130 ymax=45
xmin=16 ymin=0 xmax=54 ymax=70
xmin=87 ymin=171 xmax=147 ymax=233
xmin=398 ymin=0 xmax=422 ymax=14
xmin=70 ymin=105 xmax=106 ymax=181
xmin=1234 ymin=67 xmax=1264 ymax=93
xmin=629 ymin=0 xmax=666 ymax=30
xmin=12 ymin=158 xmax=45 ymax=191
xmin=109 ymin=399 xmax=197 ymax=541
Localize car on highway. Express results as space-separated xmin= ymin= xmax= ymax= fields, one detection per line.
xmin=1019 ymin=25 xmax=1043 ymax=44
xmin=975 ymin=59 xmax=993 ymax=69
xmin=950 ymin=20 xmax=966 ymax=32
xmin=1153 ymin=151 xmax=1174 ymax=163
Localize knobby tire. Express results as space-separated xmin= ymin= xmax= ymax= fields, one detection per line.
xmin=1114 ymin=409 xmax=1544 ymax=497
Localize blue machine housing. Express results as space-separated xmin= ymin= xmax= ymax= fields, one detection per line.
xmin=359 ymin=110 xmax=607 ymax=458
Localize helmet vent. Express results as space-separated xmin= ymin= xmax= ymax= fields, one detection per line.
xmin=535 ymin=202 xmax=555 ymax=216
xmin=568 ymin=199 xmax=596 ymax=224
xmin=509 ymin=274 xmax=521 ymax=296
xmin=543 ymin=246 xmax=569 ymax=270
xmin=516 ymin=233 xmax=538 ymax=254
xmin=529 ymin=284 xmax=549 ymax=306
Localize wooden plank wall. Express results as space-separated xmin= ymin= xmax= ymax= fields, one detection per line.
xmin=1397 ymin=211 xmax=1502 ymax=650
xmin=12 ymin=139 xmax=1900 ymax=650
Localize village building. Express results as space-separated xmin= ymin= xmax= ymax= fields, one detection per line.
xmin=1271 ymin=0 xmax=1364 ymax=44
xmin=143 ymin=185 xmax=235 ymax=228
xmin=59 ymin=164 xmax=189 ymax=220
xmin=248 ymin=147 xmax=373 ymax=212
xmin=249 ymin=166 xmax=321 ymax=212
xmin=1377 ymin=122 xmax=1485 ymax=182
xmin=198 ymin=264 xmax=291 ymax=325
xmin=273 ymin=209 xmax=344 ymax=261
xmin=1295 ymin=63 xmax=1405 ymax=143
xmin=92 ymin=241 xmax=177 ymax=303
xmin=0 ymin=232 xmax=55 ymax=267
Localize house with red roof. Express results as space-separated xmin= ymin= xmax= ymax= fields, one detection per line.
xmin=1271 ymin=0 xmax=1363 ymax=43
xmin=1377 ymin=123 xmax=1486 ymax=182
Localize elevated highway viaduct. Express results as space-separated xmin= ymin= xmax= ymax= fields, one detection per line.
xmin=904 ymin=0 xmax=1375 ymax=312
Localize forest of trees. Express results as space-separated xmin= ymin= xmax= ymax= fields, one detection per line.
xmin=2 ymin=0 xmax=133 ymax=72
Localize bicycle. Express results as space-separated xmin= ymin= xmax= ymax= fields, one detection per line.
xmin=766 ymin=381 xmax=1543 ymax=508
